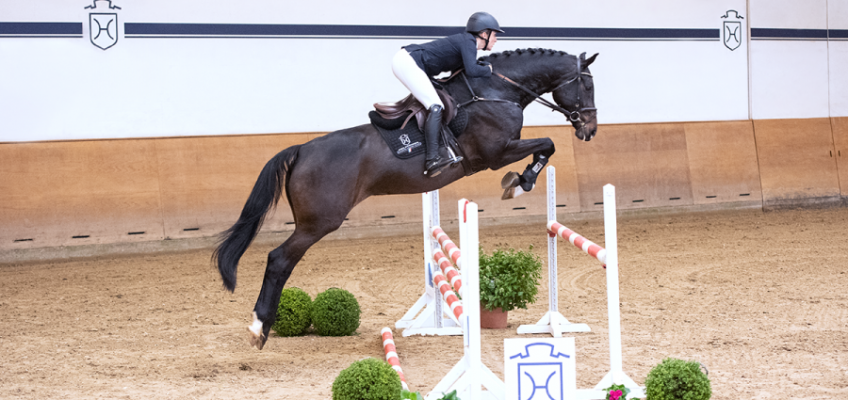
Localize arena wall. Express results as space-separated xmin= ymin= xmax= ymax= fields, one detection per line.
xmin=2 ymin=0 xmax=847 ymax=253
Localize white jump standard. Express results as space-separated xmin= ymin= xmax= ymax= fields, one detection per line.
xmin=517 ymin=166 xmax=591 ymax=337
xmin=395 ymin=194 xmax=504 ymax=400
xmin=394 ymin=191 xmax=463 ymax=336
xmin=532 ymin=167 xmax=644 ymax=399
xmin=424 ymin=199 xmax=504 ymax=400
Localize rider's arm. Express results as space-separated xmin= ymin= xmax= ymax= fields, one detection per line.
xmin=454 ymin=33 xmax=492 ymax=78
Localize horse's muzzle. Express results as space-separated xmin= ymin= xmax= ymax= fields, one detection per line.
xmin=573 ymin=118 xmax=597 ymax=141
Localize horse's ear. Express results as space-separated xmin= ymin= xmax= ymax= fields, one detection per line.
xmin=583 ymin=53 xmax=599 ymax=68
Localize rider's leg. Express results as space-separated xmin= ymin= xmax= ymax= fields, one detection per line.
xmin=391 ymin=50 xmax=451 ymax=177
xmin=422 ymin=104 xmax=451 ymax=176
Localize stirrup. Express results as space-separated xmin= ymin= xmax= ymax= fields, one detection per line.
xmin=424 ymin=158 xmax=451 ymax=177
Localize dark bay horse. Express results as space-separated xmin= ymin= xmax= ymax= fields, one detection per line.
xmin=215 ymin=48 xmax=598 ymax=349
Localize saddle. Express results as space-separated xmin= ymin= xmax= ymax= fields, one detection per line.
xmin=370 ymin=87 xmax=469 ymax=172
xmin=373 ymin=87 xmax=459 ymax=132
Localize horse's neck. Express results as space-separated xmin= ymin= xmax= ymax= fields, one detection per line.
xmin=461 ymin=55 xmax=574 ymax=108
xmin=502 ymin=56 xmax=573 ymax=94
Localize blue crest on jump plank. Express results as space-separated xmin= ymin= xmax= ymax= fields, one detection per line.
xmin=505 ymin=339 xmax=576 ymax=400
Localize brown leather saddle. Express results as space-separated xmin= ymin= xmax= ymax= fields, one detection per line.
xmin=371 ymin=78 xmax=474 ymax=176
xmin=373 ymin=88 xmax=459 ymax=132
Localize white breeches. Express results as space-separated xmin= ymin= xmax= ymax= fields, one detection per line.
xmin=391 ymin=49 xmax=444 ymax=110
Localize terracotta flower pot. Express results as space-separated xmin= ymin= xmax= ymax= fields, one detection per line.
xmin=479 ymin=304 xmax=508 ymax=329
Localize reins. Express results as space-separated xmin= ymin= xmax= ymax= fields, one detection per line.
xmin=457 ymin=56 xmax=596 ymax=126
xmin=457 ymin=72 xmax=520 ymax=109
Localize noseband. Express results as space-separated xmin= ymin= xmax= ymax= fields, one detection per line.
xmin=494 ymin=57 xmax=596 ymax=126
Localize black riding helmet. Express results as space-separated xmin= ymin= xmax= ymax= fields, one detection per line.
xmin=466 ymin=12 xmax=503 ymax=51
xmin=466 ymin=12 xmax=504 ymax=34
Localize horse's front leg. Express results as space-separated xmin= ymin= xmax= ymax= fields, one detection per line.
xmin=487 ymin=137 xmax=555 ymax=200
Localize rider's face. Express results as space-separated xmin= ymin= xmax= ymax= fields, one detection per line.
xmin=477 ymin=31 xmax=498 ymax=51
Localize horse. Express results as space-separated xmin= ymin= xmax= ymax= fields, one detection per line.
xmin=214 ymin=48 xmax=599 ymax=350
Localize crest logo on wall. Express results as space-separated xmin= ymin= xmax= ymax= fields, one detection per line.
xmin=85 ymin=0 xmax=121 ymax=50
xmin=721 ymin=10 xmax=744 ymax=51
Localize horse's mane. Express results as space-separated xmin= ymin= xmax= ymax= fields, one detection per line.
xmin=479 ymin=48 xmax=572 ymax=63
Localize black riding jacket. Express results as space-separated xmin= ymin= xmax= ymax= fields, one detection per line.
xmin=404 ymin=32 xmax=492 ymax=78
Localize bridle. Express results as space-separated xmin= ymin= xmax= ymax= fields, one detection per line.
xmin=494 ymin=57 xmax=596 ymax=126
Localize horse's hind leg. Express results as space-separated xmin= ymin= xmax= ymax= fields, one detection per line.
xmin=247 ymin=219 xmax=342 ymax=349
xmin=247 ymin=151 xmax=359 ymax=349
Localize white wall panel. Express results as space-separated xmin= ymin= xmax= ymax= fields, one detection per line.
xmin=750 ymin=41 xmax=830 ymax=119
xmin=749 ymin=0 xmax=833 ymax=120
xmin=750 ymin=0 xmax=828 ymax=29
xmin=6 ymin=0 xmax=846 ymax=141
xmin=829 ymin=0 xmax=848 ymax=117
xmin=831 ymin=0 xmax=848 ymax=29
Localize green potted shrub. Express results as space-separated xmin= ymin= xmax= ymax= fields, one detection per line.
xmin=478 ymin=247 xmax=543 ymax=328
xmin=645 ymin=358 xmax=711 ymax=400
xmin=271 ymin=287 xmax=312 ymax=337
xmin=332 ymin=358 xmax=401 ymax=400
xmin=311 ymin=288 xmax=361 ymax=336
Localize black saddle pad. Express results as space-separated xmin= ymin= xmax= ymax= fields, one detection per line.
xmin=370 ymin=111 xmax=425 ymax=159
xmin=369 ymin=108 xmax=468 ymax=160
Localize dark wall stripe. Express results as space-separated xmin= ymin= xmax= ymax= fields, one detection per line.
xmin=505 ymin=27 xmax=718 ymax=40
xmin=751 ymin=28 xmax=828 ymax=40
xmin=830 ymin=29 xmax=848 ymax=39
xmin=125 ymin=23 xmax=462 ymax=37
xmin=0 ymin=22 xmax=82 ymax=36
xmin=124 ymin=23 xmax=719 ymax=40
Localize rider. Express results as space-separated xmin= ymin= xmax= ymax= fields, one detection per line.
xmin=392 ymin=12 xmax=503 ymax=177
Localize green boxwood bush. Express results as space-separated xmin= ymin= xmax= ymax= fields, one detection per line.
xmin=479 ymin=247 xmax=543 ymax=311
xmin=271 ymin=287 xmax=313 ymax=337
xmin=311 ymin=288 xmax=361 ymax=336
xmin=332 ymin=358 xmax=401 ymax=400
xmin=645 ymin=358 xmax=711 ymax=400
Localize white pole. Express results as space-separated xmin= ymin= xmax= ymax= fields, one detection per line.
xmin=603 ymin=184 xmax=624 ymax=383
xmin=589 ymin=184 xmax=644 ymax=399
xmin=430 ymin=192 xmax=443 ymax=329
xmin=460 ymin=200 xmax=482 ymax=400
xmin=548 ymin=167 xmax=559 ymax=316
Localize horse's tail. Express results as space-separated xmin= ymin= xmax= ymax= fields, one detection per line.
xmin=213 ymin=145 xmax=301 ymax=292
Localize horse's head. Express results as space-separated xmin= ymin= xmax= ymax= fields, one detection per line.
xmin=552 ymin=52 xmax=598 ymax=141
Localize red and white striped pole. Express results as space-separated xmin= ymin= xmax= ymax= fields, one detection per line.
xmin=432 ymin=227 xmax=462 ymax=269
xmin=432 ymin=270 xmax=464 ymax=322
xmin=381 ymin=327 xmax=409 ymax=391
xmin=547 ymin=220 xmax=608 ymax=268
xmin=433 ymin=248 xmax=463 ymax=295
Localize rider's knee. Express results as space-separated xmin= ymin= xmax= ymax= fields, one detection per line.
xmin=428 ymin=104 xmax=443 ymax=113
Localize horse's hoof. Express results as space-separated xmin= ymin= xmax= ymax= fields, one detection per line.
xmin=501 ymin=171 xmax=520 ymax=189
xmin=502 ymin=185 xmax=528 ymax=200
xmin=247 ymin=327 xmax=266 ymax=350
xmin=248 ymin=311 xmax=266 ymax=350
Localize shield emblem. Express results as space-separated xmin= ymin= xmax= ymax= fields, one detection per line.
xmin=400 ymin=134 xmax=411 ymax=146
xmin=90 ymin=13 xmax=118 ymax=50
xmin=517 ymin=362 xmax=563 ymax=400
xmin=723 ymin=20 xmax=742 ymax=51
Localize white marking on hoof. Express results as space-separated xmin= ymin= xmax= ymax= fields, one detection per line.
xmin=513 ymin=186 xmax=526 ymax=198
xmin=248 ymin=312 xmax=266 ymax=350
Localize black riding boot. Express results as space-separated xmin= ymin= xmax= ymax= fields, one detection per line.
xmin=423 ymin=104 xmax=450 ymax=177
